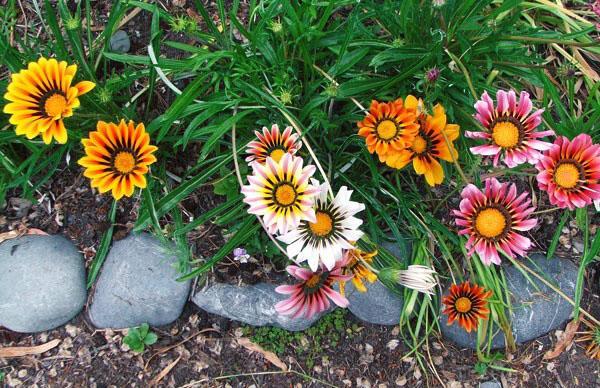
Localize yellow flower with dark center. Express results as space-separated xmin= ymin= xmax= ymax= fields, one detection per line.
xmin=385 ymin=101 xmax=459 ymax=186
xmin=3 ymin=57 xmax=95 ymax=144
xmin=78 ymin=120 xmax=157 ymax=200
xmin=339 ymin=248 xmax=378 ymax=296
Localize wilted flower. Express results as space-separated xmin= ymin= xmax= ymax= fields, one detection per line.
xmin=339 ymin=248 xmax=378 ymax=296
xmin=577 ymin=325 xmax=600 ymax=360
xmin=379 ymin=265 xmax=438 ymax=295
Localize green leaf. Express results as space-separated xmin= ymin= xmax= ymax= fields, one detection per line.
xmin=87 ymin=201 xmax=117 ymax=288
xmin=144 ymin=332 xmax=158 ymax=346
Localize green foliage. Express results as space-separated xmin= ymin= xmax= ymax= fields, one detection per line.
xmin=123 ymin=323 xmax=158 ymax=353
xmin=243 ymin=309 xmax=353 ymax=369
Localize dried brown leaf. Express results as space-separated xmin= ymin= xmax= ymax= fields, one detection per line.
xmin=150 ymin=355 xmax=181 ymax=386
xmin=0 ymin=339 xmax=60 ymax=358
xmin=236 ymin=337 xmax=287 ymax=371
xmin=543 ymin=319 xmax=579 ymax=360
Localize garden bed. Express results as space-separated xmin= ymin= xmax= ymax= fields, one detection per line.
xmin=1 ymin=0 xmax=600 ymax=386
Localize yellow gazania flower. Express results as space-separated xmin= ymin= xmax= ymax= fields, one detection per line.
xmin=339 ymin=248 xmax=378 ymax=296
xmin=78 ymin=120 xmax=158 ymax=200
xmin=385 ymin=101 xmax=459 ymax=186
xmin=3 ymin=57 xmax=96 ymax=144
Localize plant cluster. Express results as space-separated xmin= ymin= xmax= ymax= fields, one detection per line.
xmin=2 ymin=0 xmax=600 ymax=369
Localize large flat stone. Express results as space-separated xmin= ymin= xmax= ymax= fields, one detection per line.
xmin=0 ymin=235 xmax=86 ymax=333
xmin=441 ymin=254 xmax=577 ymax=349
xmin=88 ymin=233 xmax=191 ymax=329
xmin=346 ymin=280 xmax=403 ymax=325
xmin=192 ymin=282 xmax=330 ymax=331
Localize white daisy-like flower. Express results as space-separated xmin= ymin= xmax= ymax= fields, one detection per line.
xmin=241 ymin=154 xmax=320 ymax=235
xmin=277 ymin=180 xmax=365 ymax=271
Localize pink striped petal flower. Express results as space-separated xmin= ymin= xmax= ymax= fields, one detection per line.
xmin=535 ymin=134 xmax=600 ymax=210
xmin=452 ymin=178 xmax=538 ymax=266
xmin=275 ymin=259 xmax=353 ymax=319
xmin=466 ymin=90 xmax=554 ymax=167
xmin=241 ymin=153 xmax=320 ymax=235
xmin=245 ymin=124 xmax=302 ymax=165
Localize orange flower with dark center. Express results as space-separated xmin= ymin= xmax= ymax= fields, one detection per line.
xmin=357 ymin=96 xmax=419 ymax=163
xmin=442 ymin=281 xmax=492 ymax=333
xmin=385 ymin=102 xmax=459 ymax=186
xmin=3 ymin=57 xmax=95 ymax=144
xmin=78 ymin=120 xmax=157 ymax=200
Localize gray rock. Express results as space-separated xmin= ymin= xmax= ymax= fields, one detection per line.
xmin=479 ymin=381 xmax=501 ymax=388
xmin=192 ymin=282 xmax=329 ymax=331
xmin=346 ymin=280 xmax=403 ymax=325
xmin=441 ymin=254 xmax=577 ymax=349
xmin=0 ymin=235 xmax=86 ymax=333
xmin=109 ymin=30 xmax=130 ymax=53
xmin=88 ymin=233 xmax=190 ymax=329
xmin=380 ymin=236 xmax=412 ymax=263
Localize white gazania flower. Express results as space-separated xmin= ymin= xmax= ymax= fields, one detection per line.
xmin=241 ymin=154 xmax=320 ymax=235
xmin=277 ymin=180 xmax=365 ymax=271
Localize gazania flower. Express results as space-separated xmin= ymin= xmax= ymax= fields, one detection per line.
xmin=339 ymin=248 xmax=378 ymax=296
xmin=3 ymin=57 xmax=95 ymax=144
xmin=453 ymin=178 xmax=537 ymax=265
xmin=78 ymin=120 xmax=157 ymax=200
xmin=357 ymin=96 xmax=419 ymax=163
xmin=275 ymin=260 xmax=353 ymax=319
xmin=385 ymin=103 xmax=459 ymax=186
xmin=577 ymin=325 xmax=600 ymax=360
xmin=241 ymin=154 xmax=320 ymax=235
xmin=379 ymin=265 xmax=438 ymax=295
xmin=277 ymin=181 xmax=365 ymax=271
xmin=245 ymin=124 xmax=302 ymax=164
xmin=466 ymin=90 xmax=554 ymax=167
xmin=442 ymin=281 xmax=492 ymax=333
xmin=535 ymin=134 xmax=600 ymax=210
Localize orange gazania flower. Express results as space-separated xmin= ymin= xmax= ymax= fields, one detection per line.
xmin=385 ymin=102 xmax=459 ymax=186
xmin=245 ymin=124 xmax=302 ymax=165
xmin=442 ymin=281 xmax=492 ymax=333
xmin=3 ymin=57 xmax=95 ymax=144
xmin=357 ymin=96 xmax=419 ymax=163
xmin=78 ymin=120 xmax=157 ymax=200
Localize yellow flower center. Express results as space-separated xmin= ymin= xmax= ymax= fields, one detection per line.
xmin=455 ymin=297 xmax=472 ymax=313
xmin=554 ymin=163 xmax=580 ymax=189
xmin=113 ymin=152 xmax=136 ymax=174
xmin=412 ymin=135 xmax=427 ymax=154
xmin=44 ymin=93 xmax=67 ymax=117
xmin=269 ymin=149 xmax=286 ymax=163
xmin=305 ymin=274 xmax=321 ymax=288
xmin=376 ymin=120 xmax=398 ymax=140
xmin=492 ymin=121 xmax=520 ymax=149
xmin=309 ymin=211 xmax=333 ymax=237
xmin=274 ymin=183 xmax=297 ymax=206
xmin=475 ymin=207 xmax=507 ymax=239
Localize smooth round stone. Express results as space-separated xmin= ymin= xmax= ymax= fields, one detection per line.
xmin=88 ymin=233 xmax=191 ymax=329
xmin=440 ymin=254 xmax=577 ymax=349
xmin=192 ymin=282 xmax=330 ymax=331
xmin=0 ymin=235 xmax=86 ymax=333
xmin=346 ymin=280 xmax=403 ymax=325
xmin=109 ymin=30 xmax=130 ymax=53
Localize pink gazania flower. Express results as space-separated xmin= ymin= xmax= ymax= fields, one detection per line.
xmin=535 ymin=134 xmax=600 ymax=210
xmin=275 ymin=260 xmax=353 ymax=319
xmin=466 ymin=90 xmax=554 ymax=168
xmin=245 ymin=124 xmax=302 ymax=165
xmin=241 ymin=154 xmax=320 ymax=235
xmin=453 ymin=178 xmax=538 ymax=266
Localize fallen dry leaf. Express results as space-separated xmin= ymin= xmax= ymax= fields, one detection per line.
xmin=543 ymin=319 xmax=580 ymax=360
xmin=0 ymin=228 xmax=48 ymax=244
xmin=151 ymin=355 xmax=181 ymax=386
xmin=0 ymin=339 xmax=60 ymax=358
xmin=237 ymin=337 xmax=287 ymax=371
